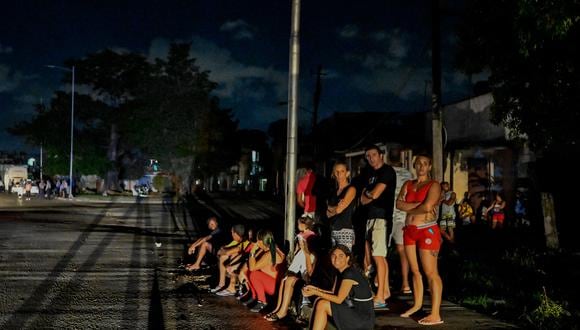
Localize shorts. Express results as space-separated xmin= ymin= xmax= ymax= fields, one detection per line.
xmin=492 ymin=213 xmax=505 ymax=222
xmin=389 ymin=221 xmax=405 ymax=247
xmin=366 ymin=218 xmax=388 ymax=257
xmin=403 ymin=223 xmax=441 ymax=251
xmin=439 ymin=214 xmax=456 ymax=229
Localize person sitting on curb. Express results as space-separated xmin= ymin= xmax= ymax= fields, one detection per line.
xmin=265 ymin=216 xmax=318 ymax=322
xmin=244 ymin=229 xmax=286 ymax=313
xmin=221 ymin=228 xmax=255 ymax=299
xmin=302 ymin=245 xmax=375 ymax=330
xmin=186 ymin=216 xmax=227 ymax=271
xmin=212 ymin=224 xmax=247 ymax=295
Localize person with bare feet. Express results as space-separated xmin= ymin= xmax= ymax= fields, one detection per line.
xmin=214 ymin=224 xmax=247 ymax=295
xmin=186 ymin=216 xmax=226 ymax=272
xmin=396 ymin=153 xmax=444 ymax=326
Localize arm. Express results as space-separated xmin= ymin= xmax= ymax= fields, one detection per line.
xmin=396 ymin=181 xmax=420 ymax=211
xmin=443 ymin=192 xmax=457 ymax=205
xmin=218 ymin=243 xmax=242 ymax=257
xmin=328 ymin=186 xmax=356 ymax=217
xmin=297 ymin=191 xmax=306 ymax=208
xmin=188 ymin=235 xmax=211 ymax=254
xmin=405 ymin=182 xmax=441 ymax=216
xmin=299 ymin=238 xmax=316 ymax=277
xmin=360 ymin=182 xmax=386 ymax=206
xmin=303 ymin=279 xmax=356 ymax=304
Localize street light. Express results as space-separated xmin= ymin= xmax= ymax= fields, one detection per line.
xmin=45 ymin=65 xmax=75 ymax=199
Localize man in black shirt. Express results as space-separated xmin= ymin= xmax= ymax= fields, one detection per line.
xmin=360 ymin=145 xmax=396 ymax=308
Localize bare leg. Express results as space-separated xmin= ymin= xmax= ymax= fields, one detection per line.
xmin=364 ymin=241 xmax=372 ymax=274
xmin=448 ymin=227 xmax=455 ymax=243
xmin=396 ymin=244 xmax=410 ymax=292
xmin=271 ymin=277 xmax=287 ymax=314
xmin=418 ymin=248 xmax=443 ymax=324
xmin=276 ymin=276 xmax=298 ymax=318
xmin=218 ymin=254 xmax=228 ymax=287
xmin=311 ymin=299 xmax=331 ymax=330
xmin=373 ymin=256 xmax=388 ymax=303
xmin=401 ymin=244 xmax=423 ymax=317
xmin=189 ymin=242 xmax=211 ymax=270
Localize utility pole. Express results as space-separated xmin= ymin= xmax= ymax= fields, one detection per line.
xmin=312 ymin=65 xmax=323 ymax=134
xmin=285 ymin=0 xmax=301 ymax=253
xmin=431 ymin=0 xmax=443 ymax=181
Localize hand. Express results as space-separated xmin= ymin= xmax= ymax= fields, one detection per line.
xmin=302 ymin=285 xmax=316 ymax=297
xmin=188 ymin=245 xmax=196 ymax=255
xmin=298 ymin=236 xmax=306 ymax=251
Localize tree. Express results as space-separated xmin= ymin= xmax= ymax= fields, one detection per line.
xmin=456 ymin=0 xmax=580 ymax=155
xmin=9 ymin=43 xmax=239 ymax=192
xmin=456 ymin=0 xmax=580 ymax=248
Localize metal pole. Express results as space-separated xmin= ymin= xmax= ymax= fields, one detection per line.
xmin=285 ymin=0 xmax=301 ymax=253
xmin=69 ymin=66 xmax=75 ymax=198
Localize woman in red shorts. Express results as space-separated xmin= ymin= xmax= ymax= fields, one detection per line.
xmin=395 ymin=153 xmax=444 ymax=326
xmin=486 ymin=191 xmax=506 ymax=230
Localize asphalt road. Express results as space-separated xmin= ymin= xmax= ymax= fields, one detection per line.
xmin=0 ymin=193 xmax=517 ymax=329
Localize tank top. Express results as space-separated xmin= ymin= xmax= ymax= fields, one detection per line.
xmin=405 ymin=180 xmax=435 ymax=203
xmin=328 ymin=184 xmax=355 ymax=231
xmin=441 ymin=191 xmax=456 ymax=216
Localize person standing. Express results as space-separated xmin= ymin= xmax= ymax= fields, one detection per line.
xmin=297 ymin=164 xmax=317 ymax=219
xmin=360 ymin=145 xmax=396 ymax=308
xmin=388 ymin=148 xmax=414 ymax=295
xmin=326 ymin=161 xmax=357 ymax=251
xmin=396 ymin=153 xmax=444 ymax=326
xmin=486 ymin=191 xmax=506 ymax=230
xmin=439 ymin=182 xmax=457 ymax=243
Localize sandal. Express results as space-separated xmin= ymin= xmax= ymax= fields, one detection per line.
xmin=265 ymin=313 xmax=282 ymax=322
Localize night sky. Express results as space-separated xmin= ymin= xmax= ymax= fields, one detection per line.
xmin=0 ymin=0 xmax=483 ymax=151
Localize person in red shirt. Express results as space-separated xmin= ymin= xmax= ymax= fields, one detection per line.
xmin=297 ymin=164 xmax=317 ymax=218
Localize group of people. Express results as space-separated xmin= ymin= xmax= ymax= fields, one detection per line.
xmin=8 ymin=177 xmax=71 ymax=200
xmin=186 ymin=145 xmax=452 ymax=328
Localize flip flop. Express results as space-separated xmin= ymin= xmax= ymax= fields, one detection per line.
xmin=373 ymin=301 xmax=388 ymax=309
xmin=418 ymin=319 xmax=444 ymax=326
xmin=402 ymin=288 xmax=412 ymax=294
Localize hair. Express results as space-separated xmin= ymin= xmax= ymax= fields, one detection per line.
xmin=330 ymin=244 xmax=354 ymax=267
xmin=413 ymin=152 xmax=432 ymax=165
xmin=331 ymin=160 xmax=350 ymax=181
xmin=388 ymin=147 xmax=402 ymax=163
xmin=364 ymin=144 xmax=383 ymax=155
xmin=257 ymin=229 xmax=277 ymax=265
xmin=206 ymin=216 xmax=218 ymax=225
xmin=298 ymin=215 xmax=315 ymax=231
xmin=231 ymin=224 xmax=246 ymax=239
xmin=441 ymin=181 xmax=449 ymax=186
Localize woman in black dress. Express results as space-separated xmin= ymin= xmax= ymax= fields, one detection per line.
xmin=302 ymin=245 xmax=375 ymax=330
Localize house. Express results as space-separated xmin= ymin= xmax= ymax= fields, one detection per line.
xmin=442 ymin=92 xmax=534 ymax=216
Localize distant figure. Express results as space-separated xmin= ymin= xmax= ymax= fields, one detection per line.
xmin=458 ymin=192 xmax=475 ymax=225
xmin=486 ymin=191 xmax=506 ymax=230
xmin=439 ymin=182 xmax=456 ymax=243
xmin=514 ymin=191 xmax=529 ymax=227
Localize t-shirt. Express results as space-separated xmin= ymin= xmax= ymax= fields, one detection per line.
xmin=393 ymin=166 xmax=413 ymax=223
xmin=208 ymin=228 xmax=227 ymax=250
xmin=364 ymin=164 xmax=396 ymax=220
xmin=297 ymin=171 xmax=317 ymax=213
